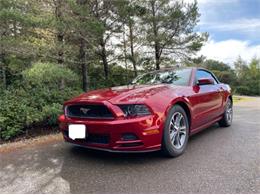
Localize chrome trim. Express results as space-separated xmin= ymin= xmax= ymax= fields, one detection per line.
xmin=66 ymin=116 xmax=114 ymax=120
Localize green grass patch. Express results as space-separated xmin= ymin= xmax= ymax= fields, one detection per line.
xmin=233 ymin=96 xmax=251 ymax=103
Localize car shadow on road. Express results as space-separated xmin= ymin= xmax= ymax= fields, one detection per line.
xmin=0 ymin=122 xmax=225 ymax=193
xmin=65 ymin=123 xmax=221 ymax=162
xmin=58 ymin=123 xmax=225 ymax=193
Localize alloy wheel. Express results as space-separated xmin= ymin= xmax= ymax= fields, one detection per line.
xmin=169 ymin=112 xmax=187 ymax=149
xmin=226 ymin=100 xmax=233 ymax=123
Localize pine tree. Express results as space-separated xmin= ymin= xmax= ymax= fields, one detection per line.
xmin=87 ymin=0 xmax=123 ymax=79
xmin=117 ymin=0 xmax=146 ymax=77
xmin=140 ymin=0 xmax=207 ymax=70
xmin=0 ymin=0 xmax=51 ymax=88
xmin=60 ymin=0 xmax=103 ymax=91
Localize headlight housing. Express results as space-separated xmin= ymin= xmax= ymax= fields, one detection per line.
xmin=118 ymin=104 xmax=151 ymax=117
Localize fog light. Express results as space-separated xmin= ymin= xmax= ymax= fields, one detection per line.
xmin=122 ymin=133 xmax=138 ymax=141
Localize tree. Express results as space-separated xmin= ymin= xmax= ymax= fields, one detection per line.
xmin=117 ymin=0 xmax=146 ymax=77
xmin=202 ymin=59 xmax=237 ymax=87
xmin=235 ymin=57 xmax=260 ymax=95
xmin=203 ymin=59 xmax=231 ymax=71
xmin=248 ymin=58 xmax=260 ymax=95
xmin=53 ymin=0 xmax=66 ymax=89
xmin=190 ymin=55 xmax=206 ymax=66
xmin=87 ymin=0 xmax=123 ymax=79
xmin=54 ymin=0 xmax=65 ymax=65
xmin=54 ymin=0 xmax=103 ymax=91
xmin=140 ymin=0 xmax=207 ymax=70
xmin=0 ymin=0 xmax=51 ymax=89
xmin=234 ymin=56 xmax=248 ymax=77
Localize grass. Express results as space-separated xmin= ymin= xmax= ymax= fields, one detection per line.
xmin=233 ymin=95 xmax=251 ymax=103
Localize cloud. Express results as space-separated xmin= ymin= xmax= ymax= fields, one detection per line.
xmin=197 ymin=0 xmax=239 ymax=4
xmin=184 ymin=0 xmax=238 ymax=5
xmin=199 ymin=39 xmax=260 ymax=64
xmin=199 ymin=18 xmax=260 ymax=33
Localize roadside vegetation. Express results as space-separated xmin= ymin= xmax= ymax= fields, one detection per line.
xmin=0 ymin=0 xmax=259 ymax=141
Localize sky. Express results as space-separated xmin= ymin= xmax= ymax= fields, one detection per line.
xmin=193 ymin=0 xmax=260 ymax=65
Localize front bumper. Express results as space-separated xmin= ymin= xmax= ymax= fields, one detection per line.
xmin=59 ymin=114 xmax=162 ymax=152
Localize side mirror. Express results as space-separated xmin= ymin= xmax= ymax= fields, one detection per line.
xmin=197 ymin=78 xmax=214 ymax=85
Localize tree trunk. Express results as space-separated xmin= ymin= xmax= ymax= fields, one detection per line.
xmin=155 ymin=43 xmax=160 ymax=70
xmin=0 ymin=50 xmax=6 ymax=89
xmin=55 ymin=0 xmax=65 ymax=88
xmin=129 ymin=21 xmax=137 ymax=77
xmin=79 ymin=38 xmax=88 ymax=92
xmin=57 ymin=33 xmax=64 ymax=65
xmin=55 ymin=0 xmax=64 ymax=65
xmin=100 ymin=39 xmax=109 ymax=80
xmin=123 ymin=24 xmax=129 ymax=83
xmin=2 ymin=66 xmax=6 ymax=89
xmin=151 ymin=1 xmax=160 ymax=70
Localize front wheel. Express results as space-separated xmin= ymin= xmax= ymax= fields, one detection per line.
xmin=219 ymin=98 xmax=233 ymax=127
xmin=161 ymin=105 xmax=189 ymax=157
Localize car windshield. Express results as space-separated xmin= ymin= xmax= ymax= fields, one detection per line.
xmin=131 ymin=68 xmax=191 ymax=86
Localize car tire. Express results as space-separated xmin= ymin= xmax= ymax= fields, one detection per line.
xmin=161 ymin=105 xmax=189 ymax=157
xmin=219 ymin=98 xmax=233 ymax=127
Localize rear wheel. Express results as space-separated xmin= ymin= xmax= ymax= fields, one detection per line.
xmin=161 ymin=105 xmax=189 ymax=157
xmin=219 ymin=98 xmax=233 ymax=127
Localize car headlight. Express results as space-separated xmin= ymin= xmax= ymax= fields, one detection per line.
xmin=118 ymin=104 xmax=151 ymax=117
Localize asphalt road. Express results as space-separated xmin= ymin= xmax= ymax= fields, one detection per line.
xmin=1 ymin=97 xmax=260 ymax=193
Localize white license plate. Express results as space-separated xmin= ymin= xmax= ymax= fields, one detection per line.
xmin=68 ymin=124 xmax=86 ymax=140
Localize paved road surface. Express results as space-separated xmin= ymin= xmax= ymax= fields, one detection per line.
xmin=1 ymin=97 xmax=260 ymax=193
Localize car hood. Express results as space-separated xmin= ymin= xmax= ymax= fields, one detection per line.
xmin=65 ymin=84 xmax=173 ymax=104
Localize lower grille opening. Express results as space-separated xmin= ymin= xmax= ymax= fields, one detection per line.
xmin=64 ymin=131 xmax=109 ymax=144
xmin=121 ymin=142 xmax=143 ymax=147
xmin=87 ymin=134 xmax=109 ymax=144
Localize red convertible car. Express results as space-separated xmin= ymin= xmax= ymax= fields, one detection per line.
xmin=59 ymin=67 xmax=233 ymax=157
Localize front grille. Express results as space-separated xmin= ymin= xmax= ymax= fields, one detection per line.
xmin=66 ymin=104 xmax=114 ymax=119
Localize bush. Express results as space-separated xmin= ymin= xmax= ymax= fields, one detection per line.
xmin=0 ymin=62 xmax=82 ymax=140
xmin=236 ymin=86 xmax=251 ymax=95
xmin=1 ymin=90 xmax=32 ymax=139
xmin=23 ymin=62 xmax=79 ymax=89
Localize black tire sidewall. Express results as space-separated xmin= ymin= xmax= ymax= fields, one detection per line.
xmin=162 ymin=105 xmax=189 ymax=157
xmin=219 ymin=98 xmax=233 ymax=127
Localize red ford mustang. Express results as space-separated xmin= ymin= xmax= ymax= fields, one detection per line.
xmin=58 ymin=67 xmax=233 ymax=157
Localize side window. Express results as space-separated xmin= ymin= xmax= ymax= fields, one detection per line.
xmin=196 ymin=70 xmax=218 ymax=84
